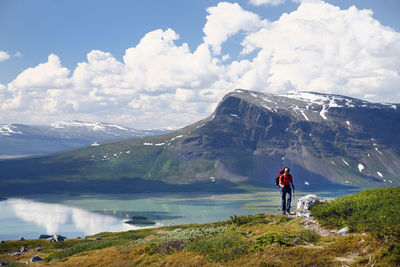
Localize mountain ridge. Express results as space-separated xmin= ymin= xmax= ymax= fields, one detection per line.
xmin=1 ymin=89 xmax=399 ymax=194
xmin=0 ymin=120 xmax=170 ymax=158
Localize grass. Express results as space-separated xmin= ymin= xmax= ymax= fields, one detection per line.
xmin=311 ymin=186 xmax=400 ymax=265
xmin=1 ymin=187 xmax=400 ymax=266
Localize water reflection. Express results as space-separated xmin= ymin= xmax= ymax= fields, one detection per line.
xmin=6 ymin=198 xmax=162 ymax=236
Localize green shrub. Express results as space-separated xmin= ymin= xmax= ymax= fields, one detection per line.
xmin=186 ymin=231 xmax=249 ymax=262
xmin=298 ymin=229 xmax=320 ymax=243
xmin=229 ymin=214 xmax=271 ymax=226
xmin=46 ymin=240 xmax=118 ymax=261
xmin=276 ymin=215 xmax=293 ymax=224
xmin=161 ymin=226 xmax=226 ymax=242
xmin=310 ymin=186 xmax=400 ymax=265
xmin=145 ymin=226 xmax=226 ymax=255
xmin=253 ymin=229 xmax=320 ymax=251
xmin=310 ymin=186 xmax=400 ymax=238
xmin=254 ymin=232 xmax=296 ymax=249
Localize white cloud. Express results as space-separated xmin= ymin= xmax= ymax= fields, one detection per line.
xmin=124 ymin=29 xmax=220 ymax=92
xmin=9 ymin=54 xmax=70 ymax=91
xmin=203 ymin=2 xmax=266 ymax=54
xmin=249 ymin=0 xmax=286 ymax=6
xmin=0 ymin=51 xmax=10 ymax=62
xmin=238 ymin=1 xmax=400 ymax=101
xmin=1 ymin=1 xmax=400 ymax=129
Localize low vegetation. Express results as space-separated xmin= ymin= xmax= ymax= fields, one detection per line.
xmin=311 ymin=186 xmax=400 ymax=264
xmin=0 ymin=187 xmax=399 ymax=266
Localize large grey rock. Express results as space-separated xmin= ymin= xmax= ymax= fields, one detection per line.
xmin=0 ymin=262 xmax=10 ymax=266
xmin=296 ymin=210 xmax=312 ymax=218
xmin=297 ymin=194 xmax=327 ymax=211
xmin=338 ymin=227 xmax=349 ymax=236
xmin=47 ymin=234 xmax=65 ymax=242
xmin=8 ymin=252 xmax=21 ymax=256
xmin=26 ymin=256 xmax=42 ymax=264
xmin=20 ymin=247 xmax=28 ymax=253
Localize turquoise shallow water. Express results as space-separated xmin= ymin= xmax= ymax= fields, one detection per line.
xmin=0 ymin=189 xmax=351 ymax=241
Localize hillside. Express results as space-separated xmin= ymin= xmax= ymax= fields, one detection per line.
xmin=1 ymin=90 xmax=400 ymax=194
xmin=1 ymin=187 xmax=399 ymax=266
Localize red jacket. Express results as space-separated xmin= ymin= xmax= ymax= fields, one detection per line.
xmin=279 ymin=169 xmax=293 ymax=186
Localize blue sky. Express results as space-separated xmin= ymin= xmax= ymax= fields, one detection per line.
xmin=0 ymin=0 xmax=399 ymax=128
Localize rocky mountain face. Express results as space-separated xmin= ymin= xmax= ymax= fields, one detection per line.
xmin=1 ymin=90 xmax=399 ymax=194
xmin=176 ymin=89 xmax=400 ymax=188
xmin=0 ymin=121 xmax=170 ymax=158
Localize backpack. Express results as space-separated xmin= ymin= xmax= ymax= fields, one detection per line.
xmin=275 ymin=169 xmax=285 ymax=186
xmin=275 ymin=176 xmax=280 ymax=186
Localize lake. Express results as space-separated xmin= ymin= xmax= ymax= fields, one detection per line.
xmin=0 ymin=188 xmax=354 ymax=241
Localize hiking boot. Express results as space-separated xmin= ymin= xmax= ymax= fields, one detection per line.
xmin=282 ymin=210 xmax=287 ymax=215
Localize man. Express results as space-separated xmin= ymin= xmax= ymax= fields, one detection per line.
xmin=278 ymin=167 xmax=295 ymax=215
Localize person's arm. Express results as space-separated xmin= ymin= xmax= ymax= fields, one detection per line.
xmin=279 ymin=173 xmax=284 ymax=188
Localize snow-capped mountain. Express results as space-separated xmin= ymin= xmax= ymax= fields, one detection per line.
xmin=0 ymin=121 xmax=170 ymax=158
xmin=1 ymin=89 xmax=399 ymax=194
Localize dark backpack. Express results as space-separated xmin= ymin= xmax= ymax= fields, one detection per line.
xmin=275 ymin=176 xmax=280 ymax=186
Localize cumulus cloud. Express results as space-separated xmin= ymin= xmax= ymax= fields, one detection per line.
xmin=203 ymin=2 xmax=266 ymax=54
xmin=249 ymin=0 xmax=286 ymax=6
xmin=1 ymin=1 xmax=400 ymax=129
xmin=9 ymin=54 xmax=70 ymax=91
xmin=238 ymin=1 xmax=400 ymax=101
xmin=0 ymin=51 xmax=11 ymax=62
xmin=123 ymin=29 xmax=220 ymax=92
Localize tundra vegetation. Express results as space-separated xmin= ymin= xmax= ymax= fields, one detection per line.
xmin=0 ymin=187 xmax=399 ymax=266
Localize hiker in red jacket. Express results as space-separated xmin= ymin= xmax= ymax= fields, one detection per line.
xmin=278 ymin=167 xmax=295 ymax=215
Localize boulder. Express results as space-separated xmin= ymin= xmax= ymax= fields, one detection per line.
xmin=35 ymin=248 xmax=43 ymax=252
xmin=296 ymin=194 xmax=327 ymax=211
xmin=0 ymin=262 xmax=10 ymax=266
xmin=8 ymin=252 xmax=21 ymax=256
xmin=173 ymin=229 xmax=182 ymax=233
xmin=296 ymin=210 xmax=312 ymax=218
xmin=26 ymin=256 xmax=42 ymax=264
xmin=19 ymin=237 xmax=24 ymax=241
xmin=20 ymin=247 xmax=28 ymax=253
xmin=47 ymin=234 xmax=65 ymax=242
xmin=338 ymin=227 xmax=349 ymax=236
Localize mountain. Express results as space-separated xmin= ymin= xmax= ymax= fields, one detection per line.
xmin=1 ymin=90 xmax=399 ymax=194
xmin=0 ymin=121 xmax=170 ymax=158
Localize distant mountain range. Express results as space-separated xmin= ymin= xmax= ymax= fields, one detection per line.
xmin=0 ymin=121 xmax=170 ymax=158
xmin=1 ymin=90 xmax=399 ymax=195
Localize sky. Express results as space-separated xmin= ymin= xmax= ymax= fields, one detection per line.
xmin=1 ymin=0 xmax=399 ymax=129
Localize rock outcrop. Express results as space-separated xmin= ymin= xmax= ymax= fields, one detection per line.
xmin=26 ymin=256 xmax=42 ymax=264
xmin=47 ymin=234 xmax=65 ymax=242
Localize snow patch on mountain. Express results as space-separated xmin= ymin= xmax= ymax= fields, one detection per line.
xmin=0 ymin=125 xmax=22 ymax=136
xmin=341 ymin=158 xmax=349 ymax=166
xmin=358 ymin=163 xmax=364 ymax=172
xmin=51 ymin=120 xmax=134 ymax=133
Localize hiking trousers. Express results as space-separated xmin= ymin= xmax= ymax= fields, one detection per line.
xmin=281 ymin=185 xmax=292 ymax=212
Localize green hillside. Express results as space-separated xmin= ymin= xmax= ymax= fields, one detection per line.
xmin=1 ymin=187 xmax=399 ymax=266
